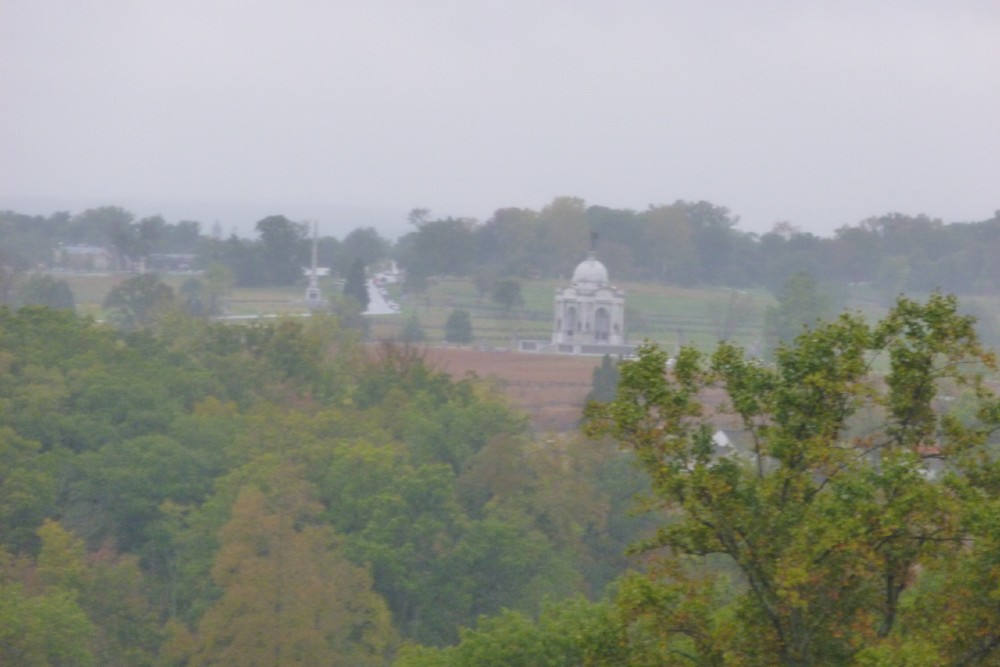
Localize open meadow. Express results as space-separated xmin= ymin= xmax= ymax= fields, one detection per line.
xmin=63 ymin=272 xmax=787 ymax=350
xmin=63 ymin=271 xmax=939 ymax=354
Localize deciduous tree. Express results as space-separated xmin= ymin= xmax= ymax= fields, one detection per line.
xmin=190 ymin=482 xmax=393 ymax=666
xmin=255 ymin=215 xmax=307 ymax=286
xmin=587 ymin=293 xmax=1000 ymax=665
xmin=103 ymin=274 xmax=175 ymax=330
xmin=341 ymin=227 xmax=391 ymax=273
xmin=0 ymin=523 xmax=97 ymax=665
xmin=762 ymin=271 xmax=833 ymax=357
xmin=18 ymin=275 xmax=75 ymax=311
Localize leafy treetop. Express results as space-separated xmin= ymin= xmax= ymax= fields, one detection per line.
xmin=586 ymin=293 xmax=1000 ymax=665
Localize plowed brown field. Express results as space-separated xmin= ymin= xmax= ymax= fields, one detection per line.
xmin=422 ymin=347 xmax=603 ymax=432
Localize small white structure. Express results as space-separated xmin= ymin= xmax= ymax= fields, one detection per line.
xmin=304 ymin=220 xmax=323 ymax=308
xmin=551 ymin=251 xmax=626 ymax=352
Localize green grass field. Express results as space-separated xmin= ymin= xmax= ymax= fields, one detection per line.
xmin=61 ymin=272 xmax=1000 ymax=356
xmin=375 ymin=277 xmax=779 ymax=352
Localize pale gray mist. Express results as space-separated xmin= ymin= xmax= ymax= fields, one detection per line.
xmin=1 ymin=1 xmax=998 ymax=238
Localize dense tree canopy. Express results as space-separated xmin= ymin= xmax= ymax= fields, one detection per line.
xmin=0 ymin=307 xmax=650 ymax=661
xmin=582 ymin=293 xmax=1000 ymax=665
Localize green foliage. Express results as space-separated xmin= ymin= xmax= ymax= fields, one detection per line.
xmin=0 ymin=582 xmax=96 ymax=666
xmin=81 ymin=549 xmax=160 ymax=666
xmin=201 ymin=261 xmax=234 ymax=315
xmin=0 ymin=211 xmax=70 ymax=272
xmin=491 ymin=278 xmax=524 ymax=314
xmin=103 ymin=274 xmax=175 ymax=330
xmin=341 ymin=226 xmax=391 ymax=274
xmin=401 ymin=314 xmax=427 ymax=343
xmin=18 ymin=275 xmax=75 ymax=311
xmin=0 ymin=298 xmax=655 ymax=659
xmin=0 ymin=428 xmax=58 ymax=551
xmin=79 ymin=206 xmax=136 ymax=269
xmin=586 ymin=293 xmax=1000 ymax=665
xmin=255 ymin=215 xmax=308 ymax=286
xmin=344 ymin=256 xmax=371 ymax=310
xmin=328 ymin=291 xmax=370 ymax=337
xmin=70 ymin=435 xmax=216 ymax=550
xmin=708 ymin=289 xmax=756 ymax=341
xmin=444 ymin=308 xmax=473 ymax=344
xmin=585 ymin=354 xmax=619 ymax=404
xmin=397 ymin=217 xmax=477 ymax=283
xmin=0 ymin=524 xmax=97 ymax=665
xmin=762 ymin=271 xmax=834 ymax=357
xmin=178 ymin=278 xmax=208 ymax=317
xmin=8 ymin=202 xmax=1000 ymax=304
xmin=394 ymin=597 xmax=629 ymax=667
xmin=187 ymin=483 xmax=393 ymax=666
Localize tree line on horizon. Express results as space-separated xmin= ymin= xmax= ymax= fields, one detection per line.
xmin=3 ymin=198 xmax=1000 ymax=306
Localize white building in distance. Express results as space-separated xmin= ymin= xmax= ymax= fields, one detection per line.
xmin=552 ymin=250 xmax=626 ymax=348
xmin=516 ymin=250 xmax=633 ymax=355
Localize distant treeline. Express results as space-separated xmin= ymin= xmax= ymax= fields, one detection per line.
xmin=3 ymin=198 xmax=1000 ymax=297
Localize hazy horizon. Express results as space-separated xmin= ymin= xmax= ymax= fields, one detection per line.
xmin=3 ymin=2 xmax=998 ymax=239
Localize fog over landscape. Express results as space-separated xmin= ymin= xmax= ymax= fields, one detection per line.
xmin=7 ymin=4 xmax=1000 ymax=664
xmin=2 ymin=1 xmax=998 ymax=238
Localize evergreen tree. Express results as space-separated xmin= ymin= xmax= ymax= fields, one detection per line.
xmin=344 ymin=257 xmax=370 ymax=311
xmin=444 ymin=309 xmax=473 ymax=344
xmin=585 ymin=354 xmax=618 ymax=404
xmin=491 ymin=279 xmax=523 ymax=315
xmin=401 ymin=314 xmax=427 ymax=343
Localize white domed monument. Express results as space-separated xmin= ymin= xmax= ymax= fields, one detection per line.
xmin=550 ymin=250 xmax=627 ymax=353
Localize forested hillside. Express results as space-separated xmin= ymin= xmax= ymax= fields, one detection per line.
xmin=0 ymin=307 xmax=651 ymax=664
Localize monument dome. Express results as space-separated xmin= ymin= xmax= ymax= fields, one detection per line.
xmin=551 ymin=250 xmax=626 ymax=352
xmin=571 ymin=252 xmax=609 ymax=287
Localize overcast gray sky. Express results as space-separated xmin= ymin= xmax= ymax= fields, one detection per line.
xmin=2 ymin=1 xmax=998 ymax=238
